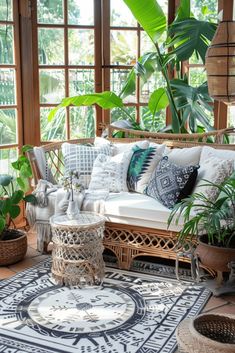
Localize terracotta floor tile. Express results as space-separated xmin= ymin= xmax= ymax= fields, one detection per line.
xmin=203 ymin=295 xmax=228 ymax=312
xmin=31 ymin=254 xmax=49 ymax=263
xmin=207 ymin=303 xmax=235 ymax=316
xmin=8 ymin=257 xmax=38 ymax=272
xmin=0 ymin=267 xmax=17 ymax=280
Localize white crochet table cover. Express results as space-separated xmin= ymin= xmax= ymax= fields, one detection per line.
xmin=50 ymin=212 xmax=105 ymax=287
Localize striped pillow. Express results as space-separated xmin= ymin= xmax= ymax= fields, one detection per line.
xmin=62 ymin=143 xmax=111 ymax=188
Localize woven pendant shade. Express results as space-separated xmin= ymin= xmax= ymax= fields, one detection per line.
xmin=205 ymin=21 xmax=235 ymax=103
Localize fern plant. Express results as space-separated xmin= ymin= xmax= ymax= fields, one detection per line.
xmin=168 ymin=176 xmax=235 ymax=248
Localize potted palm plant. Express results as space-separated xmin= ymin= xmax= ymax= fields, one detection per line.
xmin=0 ymin=146 xmax=36 ymax=266
xmin=168 ymin=175 xmax=235 ymax=273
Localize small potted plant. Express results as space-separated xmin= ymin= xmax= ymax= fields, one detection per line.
xmin=168 ymin=175 xmax=235 ymax=273
xmin=0 ymin=146 xmax=36 ymax=266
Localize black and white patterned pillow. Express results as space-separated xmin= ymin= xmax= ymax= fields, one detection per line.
xmin=145 ymin=156 xmax=199 ymax=209
xmin=62 ymin=143 xmax=111 ymax=189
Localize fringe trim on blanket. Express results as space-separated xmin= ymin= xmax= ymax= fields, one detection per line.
xmin=35 ymin=222 xmax=52 ymax=253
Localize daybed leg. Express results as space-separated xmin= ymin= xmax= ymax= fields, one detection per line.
xmin=118 ymin=248 xmax=132 ymax=270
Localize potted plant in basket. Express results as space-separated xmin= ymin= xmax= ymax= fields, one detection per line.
xmin=0 ymin=146 xmax=36 ymax=266
xmin=168 ymin=175 xmax=235 ymax=273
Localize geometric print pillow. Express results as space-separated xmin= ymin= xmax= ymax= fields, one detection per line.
xmin=61 ymin=143 xmax=111 ymax=189
xmin=145 ymin=156 xmax=199 ymax=209
xmin=127 ymin=145 xmax=165 ymax=194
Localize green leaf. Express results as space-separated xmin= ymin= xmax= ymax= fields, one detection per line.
xmin=148 ymin=88 xmax=169 ymax=116
xmin=174 ymin=0 xmax=190 ymax=22
xmin=0 ymin=217 xmax=5 ymax=233
xmin=11 ymin=190 xmax=24 ymax=205
xmin=170 ymin=79 xmax=214 ymax=132
xmin=0 ymin=174 xmax=13 ymax=187
xmin=22 ymin=145 xmax=33 ymax=153
xmin=168 ymin=18 xmax=217 ymax=63
xmin=9 ymin=205 xmax=21 ymax=219
xmin=48 ymin=91 xmax=124 ymax=122
xmin=123 ymin=0 xmax=166 ymax=42
xmin=24 ymin=194 xmax=37 ymax=204
xmin=120 ymin=52 xmax=157 ymax=99
xmin=16 ymin=177 xmax=27 ymax=192
xmin=2 ymin=198 xmax=11 ymax=215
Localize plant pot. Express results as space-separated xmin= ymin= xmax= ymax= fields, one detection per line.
xmin=176 ymin=313 xmax=235 ymax=353
xmin=0 ymin=229 xmax=27 ymax=266
xmin=195 ymin=235 xmax=235 ymax=272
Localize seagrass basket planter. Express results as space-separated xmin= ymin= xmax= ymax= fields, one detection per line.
xmin=176 ymin=314 xmax=235 ymax=353
xmin=0 ymin=229 xmax=27 ymax=266
xmin=205 ymin=21 xmax=235 ymax=103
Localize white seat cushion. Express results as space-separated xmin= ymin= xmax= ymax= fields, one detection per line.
xmin=104 ymin=192 xmax=184 ymax=231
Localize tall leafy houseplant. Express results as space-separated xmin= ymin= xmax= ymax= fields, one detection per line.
xmin=168 ymin=176 xmax=235 ymax=273
xmin=48 ymin=0 xmax=217 ymax=133
xmin=0 ymin=145 xmax=36 ymax=240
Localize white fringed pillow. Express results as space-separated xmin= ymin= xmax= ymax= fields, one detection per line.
xmin=88 ymin=151 xmax=133 ymax=193
xmin=61 ymin=143 xmax=111 ymax=189
xmin=193 ymin=156 xmax=234 ymax=201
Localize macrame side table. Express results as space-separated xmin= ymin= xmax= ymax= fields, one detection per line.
xmin=50 ymin=212 xmax=105 ymax=287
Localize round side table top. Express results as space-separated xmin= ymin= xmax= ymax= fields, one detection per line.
xmin=50 ymin=212 xmax=106 ymax=229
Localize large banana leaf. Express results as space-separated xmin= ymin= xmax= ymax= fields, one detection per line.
xmin=171 ymin=79 xmax=214 ymax=132
xmin=48 ymin=92 xmax=124 ymax=122
xmin=123 ymin=0 xmax=166 ymax=42
xmin=168 ymin=18 xmax=217 ymax=63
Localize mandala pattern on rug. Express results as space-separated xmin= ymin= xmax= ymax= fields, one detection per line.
xmin=0 ymin=259 xmax=210 ymax=353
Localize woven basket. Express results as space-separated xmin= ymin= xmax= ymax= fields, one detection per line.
xmin=176 ymin=314 xmax=235 ymax=353
xmin=0 ymin=230 xmax=27 ymax=266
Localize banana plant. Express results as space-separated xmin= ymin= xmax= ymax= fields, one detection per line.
xmin=49 ymin=0 xmax=217 ymax=134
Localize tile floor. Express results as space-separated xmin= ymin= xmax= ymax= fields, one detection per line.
xmin=1 ymin=230 xmax=235 ymax=317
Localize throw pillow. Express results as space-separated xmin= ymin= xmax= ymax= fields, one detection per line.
xmin=166 ymin=146 xmax=202 ymax=166
xmin=127 ymin=145 xmax=165 ymax=194
xmin=193 ymin=156 xmax=234 ymax=201
xmin=112 ymin=140 xmax=150 ymax=155
xmin=61 ymin=143 xmax=111 ymax=189
xmin=145 ymin=156 xmax=199 ymax=209
xmin=88 ymin=151 xmax=133 ymax=193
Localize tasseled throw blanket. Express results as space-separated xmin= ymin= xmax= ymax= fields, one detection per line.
xmin=26 ymin=180 xmax=109 ymax=252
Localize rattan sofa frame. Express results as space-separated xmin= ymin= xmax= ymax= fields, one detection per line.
xmin=27 ymin=127 xmax=235 ymax=274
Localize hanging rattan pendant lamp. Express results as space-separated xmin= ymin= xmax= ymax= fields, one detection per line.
xmin=205 ymin=1 xmax=235 ymax=104
xmin=205 ymin=20 xmax=235 ymax=104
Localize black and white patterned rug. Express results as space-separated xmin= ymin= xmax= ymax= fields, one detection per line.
xmin=0 ymin=259 xmax=210 ymax=353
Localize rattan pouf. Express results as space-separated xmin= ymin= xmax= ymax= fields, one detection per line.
xmin=50 ymin=212 xmax=105 ymax=287
xmin=176 ymin=314 xmax=235 ymax=353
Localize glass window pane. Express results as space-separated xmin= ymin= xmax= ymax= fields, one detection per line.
xmin=68 ymin=29 xmax=94 ymax=65
xmin=111 ymin=0 xmax=136 ymax=27
xmin=140 ymin=72 xmax=165 ymax=103
xmin=111 ymin=68 xmax=136 ymax=103
xmin=140 ymin=106 xmax=165 ymax=132
xmin=37 ymin=0 xmax=64 ymax=24
xmin=140 ymin=31 xmax=156 ymax=56
xmin=69 ymin=69 xmax=94 ymax=96
xmin=0 ymin=147 xmax=17 ymax=174
xmin=111 ymin=30 xmax=137 ymax=65
xmin=39 ymin=69 xmax=65 ymax=103
xmin=38 ymin=28 xmax=64 ymax=65
xmin=0 ymin=108 xmax=17 ymax=145
xmin=228 ymin=106 xmax=235 ymax=128
xmin=40 ymin=107 xmax=66 ymax=141
xmin=111 ymin=106 xmax=136 ymax=123
xmin=189 ymin=68 xmax=207 ymax=87
xmin=0 ymin=69 xmax=15 ymax=105
xmin=191 ymin=0 xmax=218 ymax=22
xmin=0 ymin=0 xmax=13 ymax=21
xmin=0 ymin=25 xmax=14 ymax=64
xmin=70 ymin=107 xmax=95 ymax=138
xmin=68 ymin=0 xmax=94 ymax=25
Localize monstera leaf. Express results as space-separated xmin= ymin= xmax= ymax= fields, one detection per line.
xmin=168 ymin=18 xmax=217 ymax=63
